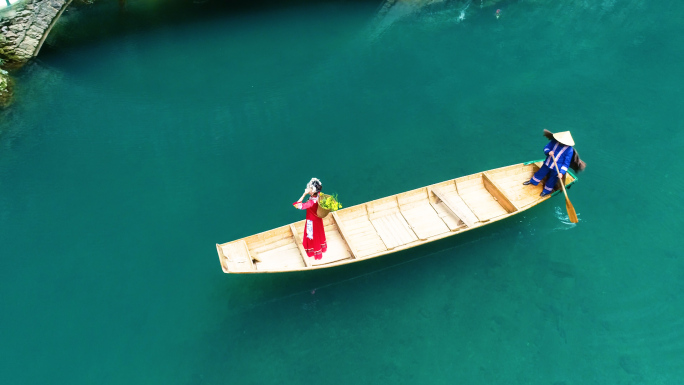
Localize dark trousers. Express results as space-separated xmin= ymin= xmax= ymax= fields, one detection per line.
xmin=529 ymin=164 xmax=560 ymax=193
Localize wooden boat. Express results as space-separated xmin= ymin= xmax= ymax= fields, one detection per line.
xmin=217 ymin=160 xmax=578 ymax=274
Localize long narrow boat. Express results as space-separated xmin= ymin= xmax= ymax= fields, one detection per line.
xmin=217 ymin=160 xmax=578 ymax=274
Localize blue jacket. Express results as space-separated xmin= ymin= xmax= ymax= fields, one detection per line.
xmin=543 ymin=140 xmax=574 ymax=175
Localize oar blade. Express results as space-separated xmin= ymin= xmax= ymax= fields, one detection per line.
xmin=565 ymin=199 xmax=579 ymax=223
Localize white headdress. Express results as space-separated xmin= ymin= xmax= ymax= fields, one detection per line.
xmin=306 ymin=178 xmax=322 ymax=194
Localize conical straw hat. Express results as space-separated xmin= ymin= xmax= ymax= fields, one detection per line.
xmin=552 ymin=131 xmax=575 ymax=146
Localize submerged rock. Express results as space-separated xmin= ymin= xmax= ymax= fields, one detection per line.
xmin=0 ymin=68 xmax=13 ymax=108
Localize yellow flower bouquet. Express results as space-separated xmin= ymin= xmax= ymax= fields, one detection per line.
xmin=316 ymin=193 xmax=343 ymax=218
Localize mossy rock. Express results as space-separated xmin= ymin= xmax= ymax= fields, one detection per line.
xmin=0 ymin=70 xmax=14 ymax=109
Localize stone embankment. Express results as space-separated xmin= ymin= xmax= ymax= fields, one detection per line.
xmin=1 ymin=0 xmax=71 ymax=64
xmin=1 ymin=0 xmax=71 ymax=107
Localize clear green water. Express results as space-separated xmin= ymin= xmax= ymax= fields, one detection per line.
xmin=1 ymin=0 xmax=683 ymax=383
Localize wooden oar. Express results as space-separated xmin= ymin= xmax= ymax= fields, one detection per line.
xmin=550 ymin=153 xmax=579 ymax=223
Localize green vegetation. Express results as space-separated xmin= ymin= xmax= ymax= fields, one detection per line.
xmin=0 ymin=68 xmax=12 ymax=108
xmin=318 ymin=193 xmax=342 ymax=212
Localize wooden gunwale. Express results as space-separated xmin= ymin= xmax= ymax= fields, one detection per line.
xmin=217 ymin=160 xmax=578 ymax=273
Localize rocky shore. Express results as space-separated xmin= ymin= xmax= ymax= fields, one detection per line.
xmin=0 ymin=67 xmax=11 ymax=108
xmin=1 ymin=0 xmax=71 ymax=108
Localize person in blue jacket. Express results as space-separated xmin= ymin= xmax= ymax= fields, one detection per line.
xmin=523 ymin=130 xmax=575 ymax=197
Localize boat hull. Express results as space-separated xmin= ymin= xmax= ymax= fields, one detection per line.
xmin=217 ymin=160 xmax=578 ymax=273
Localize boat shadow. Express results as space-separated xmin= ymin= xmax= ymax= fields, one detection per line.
xmin=196 ymin=215 xmax=530 ymax=379
xmin=219 ymin=214 xmax=525 ymax=311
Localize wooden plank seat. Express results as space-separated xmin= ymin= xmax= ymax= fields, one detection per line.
xmin=430 ymin=186 xmax=478 ymax=228
xmin=395 ymin=188 xmax=451 ymax=240
xmin=482 ymin=172 xmax=519 ymax=213
xmin=455 ymin=175 xmax=508 ymax=222
xmin=290 ymin=224 xmax=312 ymax=268
xmin=370 ymin=212 xmax=419 ymax=250
xmin=399 ymin=202 xmax=451 ymax=240
xmin=218 ymin=240 xmax=256 ymax=273
xmin=335 ymin=205 xmax=387 ymax=258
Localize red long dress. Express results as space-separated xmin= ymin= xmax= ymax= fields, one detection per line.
xmin=293 ymin=196 xmax=327 ymax=260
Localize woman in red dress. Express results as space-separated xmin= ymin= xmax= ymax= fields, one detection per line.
xmin=293 ymin=178 xmax=327 ymax=260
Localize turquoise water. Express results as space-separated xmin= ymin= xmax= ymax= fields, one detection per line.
xmin=1 ymin=0 xmax=683 ymax=383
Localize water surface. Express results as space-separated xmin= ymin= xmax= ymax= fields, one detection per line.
xmin=1 ymin=0 xmax=683 ymax=383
